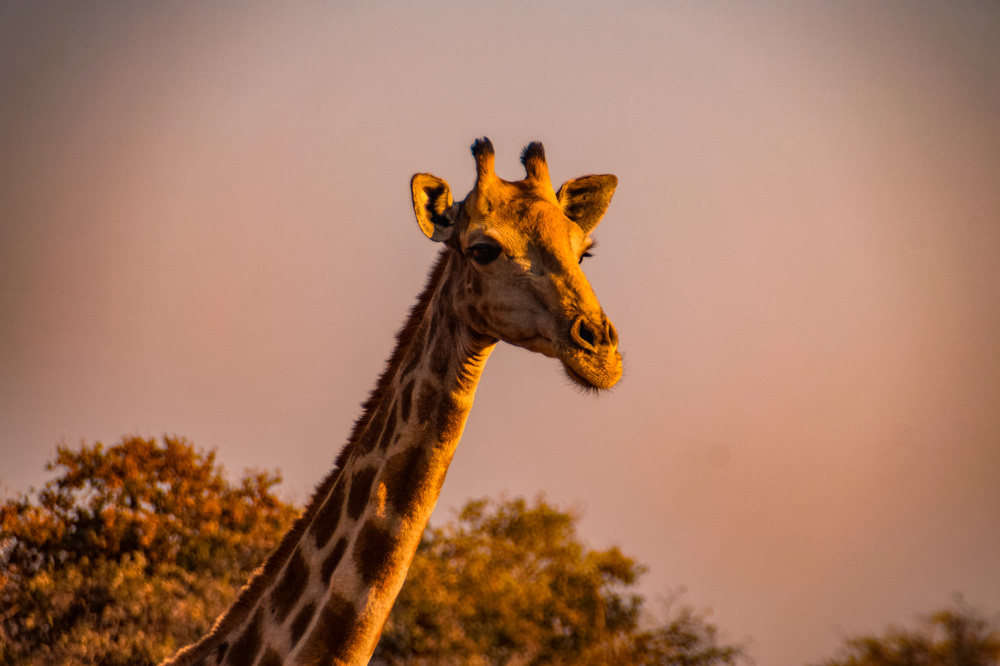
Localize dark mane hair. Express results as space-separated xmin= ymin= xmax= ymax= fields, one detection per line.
xmin=163 ymin=249 xmax=453 ymax=666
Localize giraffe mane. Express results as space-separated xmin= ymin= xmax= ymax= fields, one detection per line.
xmin=163 ymin=249 xmax=453 ymax=666
xmin=336 ymin=248 xmax=451 ymax=470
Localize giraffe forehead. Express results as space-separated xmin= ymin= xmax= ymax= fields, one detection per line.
xmin=466 ymin=197 xmax=582 ymax=255
xmin=466 ymin=177 xmax=565 ymax=232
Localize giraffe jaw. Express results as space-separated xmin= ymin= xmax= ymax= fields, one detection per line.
xmin=503 ymin=334 xmax=622 ymax=391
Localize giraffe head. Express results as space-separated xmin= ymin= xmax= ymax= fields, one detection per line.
xmin=411 ymin=138 xmax=622 ymax=390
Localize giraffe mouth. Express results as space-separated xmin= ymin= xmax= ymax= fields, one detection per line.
xmin=505 ymin=334 xmax=622 ymax=390
xmin=559 ymin=348 xmax=623 ymax=391
xmin=562 ymin=363 xmax=595 ymax=389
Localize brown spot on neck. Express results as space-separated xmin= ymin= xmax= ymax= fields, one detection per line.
xmin=382 ymin=445 xmax=433 ymax=519
xmin=415 ymin=380 xmax=440 ymax=424
xmin=399 ymin=378 xmax=415 ymax=423
xmin=347 ymin=466 xmax=378 ymax=520
xmin=258 ymin=647 xmax=282 ymax=666
xmin=227 ymin=608 xmax=263 ymax=665
xmin=320 ymin=537 xmax=349 ymax=585
xmin=270 ymin=548 xmax=310 ymax=624
xmin=352 ymin=520 xmax=397 ymax=587
xmin=297 ymin=594 xmax=358 ymax=666
xmin=310 ymin=478 xmax=346 ymax=550
xmin=289 ymin=601 xmax=317 ymax=649
xmin=378 ymin=406 xmax=398 ymax=451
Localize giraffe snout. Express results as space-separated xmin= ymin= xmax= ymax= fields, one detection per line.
xmin=570 ymin=314 xmax=618 ymax=353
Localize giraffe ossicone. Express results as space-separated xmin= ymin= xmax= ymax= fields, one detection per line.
xmin=162 ymin=138 xmax=622 ymax=666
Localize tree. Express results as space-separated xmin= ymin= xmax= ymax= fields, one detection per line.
xmin=2 ymin=439 xmax=746 ymax=666
xmin=0 ymin=436 xmax=296 ymax=666
xmin=813 ymin=600 xmax=1000 ymax=666
xmin=374 ymin=496 xmax=747 ymax=666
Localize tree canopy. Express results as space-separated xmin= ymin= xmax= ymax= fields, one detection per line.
xmin=1 ymin=436 xmax=746 ymax=666
xmin=374 ymin=495 xmax=745 ymax=666
xmin=7 ymin=436 xmax=992 ymax=666
xmin=0 ymin=436 xmax=296 ymax=665
xmin=813 ymin=601 xmax=1000 ymax=666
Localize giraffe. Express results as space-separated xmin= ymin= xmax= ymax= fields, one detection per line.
xmin=161 ymin=138 xmax=622 ymax=666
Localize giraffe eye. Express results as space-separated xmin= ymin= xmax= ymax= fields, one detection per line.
xmin=579 ymin=251 xmax=593 ymax=264
xmin=468 ymin=243 xmax=502 ymax=265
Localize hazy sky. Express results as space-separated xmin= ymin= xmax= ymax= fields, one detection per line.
xmin=2 ymin=2 xmax=999 ymax=664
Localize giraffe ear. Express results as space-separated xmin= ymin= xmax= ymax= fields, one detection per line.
xmin=556 ymin=174 xmax=618 ymax=234
xmin=411 ymin=173 xmax=456 ymax=242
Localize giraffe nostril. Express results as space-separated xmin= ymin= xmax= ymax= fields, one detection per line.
xmin=571 ymin=316 xmax=599 ymax=352
xmin=606 ymin=319 xmax=618 ymax=348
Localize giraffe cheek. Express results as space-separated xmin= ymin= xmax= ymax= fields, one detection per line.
xmin=458 ymin=303 xmax=492 ymax=338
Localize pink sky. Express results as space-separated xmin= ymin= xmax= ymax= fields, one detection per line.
xmin=2 ymin=3 xmax=999 ymax=664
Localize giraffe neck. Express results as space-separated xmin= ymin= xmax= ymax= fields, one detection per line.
xmin=163 ymin=249 xmax=496 ymax=666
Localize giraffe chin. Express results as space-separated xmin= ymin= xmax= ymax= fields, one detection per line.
xmin=560 ymin=351 xmax=623 ymax=391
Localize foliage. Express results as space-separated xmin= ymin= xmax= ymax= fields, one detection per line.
xmin=813 ymin=601 xmax=1000 ymax=666
xmin=374 ymin=495 xmax=747 ymax=666
xmin=1 ymin=438 xmax=745 ymax=665
xmin=0 ymin=436 xmax=296 ymax=666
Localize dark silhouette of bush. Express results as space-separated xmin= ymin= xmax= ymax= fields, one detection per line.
xmin=813 ymin=600 xmax=1000 ymax=666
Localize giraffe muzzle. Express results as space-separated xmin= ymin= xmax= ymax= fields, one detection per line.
xmin=569 ymin=314 xmax=618 ymax=353
xmin=561 ymin=314 xmax=622 ymax=390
